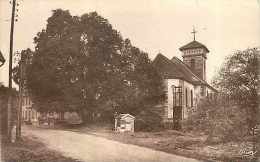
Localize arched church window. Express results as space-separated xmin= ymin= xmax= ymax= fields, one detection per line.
xmin=191 ymin=90 xmax=193 ymax=107
xmin=171 ymin=85 xmax=175 ymax=106
xmin=172 ymin=86 xmax=182 ymax=107
xmin=200 ymin=86 xmax=205 ymax=96
xmin=185 ymin=88 xmax=188 ymax=107
xmin=204 ymin=60 xmax=206 ymax=77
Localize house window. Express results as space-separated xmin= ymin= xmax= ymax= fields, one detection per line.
xmin=25 ymin=110 xmax=28 ymax=120
xmin=32 ymin=111 xmax=35 ymax=119
xmin=191 ymin=90 xmax=193 ymax=107
xmin=191 ymin=59 xmax=195 ymax=69
xmin=24 ymin=97 xmax=26 ymax=106
xmin=203 ymin=60 xmax=206 ymax=79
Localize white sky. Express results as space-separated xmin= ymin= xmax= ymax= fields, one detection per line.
xmin=0 ymin=0 xmax=260 ymax=87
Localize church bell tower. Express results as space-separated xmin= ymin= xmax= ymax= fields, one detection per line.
xmin=179 ymin=28 xmax=209 ymax=81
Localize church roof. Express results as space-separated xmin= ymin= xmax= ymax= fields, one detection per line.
xmin=170 ymin=56 xmax=208 ymax=85
xmin=179 ymin=40 xmax=209 ymax=52
xmin=153 ymin=53 xmax=217 ymax=91
xmin=153 ymin=53 xmax=185 ymax=79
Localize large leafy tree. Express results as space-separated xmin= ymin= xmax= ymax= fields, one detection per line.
xmin=22 ymin=9 xmax=163 ymax=122
xmin=114 ymin=39 xmax=164 ymax=114
xmin=184 ymin=48 xmax=259 ymax=145
xmin=213 ymin=48 xmax=259 ymax=130
xmin=27 ymin=9 xmax=80 ymax=112
xmin=76 ymin=12 xmax=124 ymax=115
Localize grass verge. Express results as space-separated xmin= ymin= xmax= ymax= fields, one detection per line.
xmin=1 ymin=135 xmax=81 ymax=162
xmin=61 ymin=124 xmax=259 ymax=162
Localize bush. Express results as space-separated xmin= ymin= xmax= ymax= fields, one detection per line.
xmin=182 ymin=98 xmax=249 ymax=143
xmin=135 ymin=108 xmax=163 ymax=132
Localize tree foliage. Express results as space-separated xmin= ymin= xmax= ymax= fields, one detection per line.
xmin=183 ymin=98 xmax=249 ymax=143
xmin=13 ymin=48 xmax=33 ymax=86
xmin=183 ymin=48 xmax=259 ymax=143
xmin=212 ymin=48 xmax=259 ymax=128
xmin=20 ymin=9 xmax=163 ymax=122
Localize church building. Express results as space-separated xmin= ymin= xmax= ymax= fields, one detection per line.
xmin=153 ymin=32 xmax=217 ymax=127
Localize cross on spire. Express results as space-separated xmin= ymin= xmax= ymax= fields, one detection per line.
xmin=191 ymin=26 xmax=197 ymax=41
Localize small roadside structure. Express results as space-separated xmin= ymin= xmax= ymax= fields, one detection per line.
xmin=115 ymin=113 xmax=135 ymax=133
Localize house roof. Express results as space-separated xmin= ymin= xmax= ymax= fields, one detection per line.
xmin=118 ymin=114 xmax=135 ymax=119
xmin=179 ymin=40 xmax=209 ymax=53
xmin=153 ymin=53 xmax=217 ymax=92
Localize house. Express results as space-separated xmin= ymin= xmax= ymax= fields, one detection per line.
xmin=20 ymin=51 xmax=64 ymax=125
xmin=21 ymin=86 xmax=76 ymax=125
xmin=21 ymin=83 xmax=79 ymax=125
xmin=21 ymin=87 xmax=39 ymax=124
xmin=153 ymin=38 xmax=217 ymax=128
xmin=20 ymin=51 xmax=39 ymax=124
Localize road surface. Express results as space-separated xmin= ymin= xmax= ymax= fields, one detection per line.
xmin=23 ymin=127 xmax=204 ymax=162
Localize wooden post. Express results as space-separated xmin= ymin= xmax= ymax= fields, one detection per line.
xmin=16 ymin=57 xmax=23 ymax=139
xmin=115 ymin=118 xmax=117 ymax=132
xmin=7 ymin=96 xmax=12 ymax=141
xmin=114 ymin=112 xmax=118 ymax=132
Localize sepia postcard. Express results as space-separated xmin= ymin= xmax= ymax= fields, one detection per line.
xmin=0 ymin=0 xmax=259 ymax=161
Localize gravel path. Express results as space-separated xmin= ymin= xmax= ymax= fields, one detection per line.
xmin=23 ymin=127 xmax=203 ymax=162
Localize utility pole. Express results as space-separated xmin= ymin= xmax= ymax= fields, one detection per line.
xmin=16 ymin=51 xmax=23 ymax=139
xmin=7 ymin=0 xmax=16 ymax=142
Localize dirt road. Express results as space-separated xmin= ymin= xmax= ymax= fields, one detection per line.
xmin=23 ymin=127 xmax=204 ymax=162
